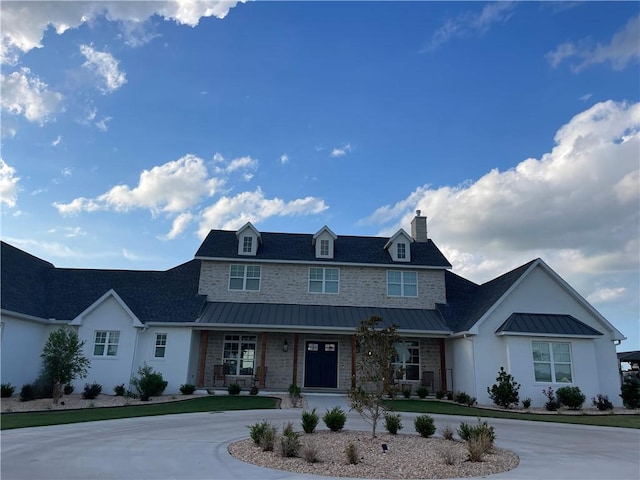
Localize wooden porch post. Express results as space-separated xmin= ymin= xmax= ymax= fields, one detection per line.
xmin=197 ymin=331 xmax=209 ymax=387
xmin=351 ymin=334 xmax=357 ymax=389
xmin=292 ymin=333 xmax=299 ymax=386
xmin=260 ymin=333 xmax=267 ymax=388
xmin=439 ymin=338 xmax=447 ymax=392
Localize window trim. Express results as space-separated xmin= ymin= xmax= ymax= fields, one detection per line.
xmin=386 ymin=270 xmax=418 ymax=297
xmin=308 ymin=267 xmax=340 ymax=294
xmin=532 ymin=341 xmax=573 ymax=383
xmin=154 ymin=333 xmax=167 ymax=358
xmin=229 ymin=264 xmax=261 ymax=291
xmin=93 ymin=330 xmax=120 ymax=357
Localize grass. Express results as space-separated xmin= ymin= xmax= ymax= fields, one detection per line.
xmin=384 ymin=399 xmax=640 ymax=429
xmin=1 ymin=396 xmax=277 ymax=430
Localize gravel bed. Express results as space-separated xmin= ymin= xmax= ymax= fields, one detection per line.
xmin=229 ymin=430 xmax=519 ymax=479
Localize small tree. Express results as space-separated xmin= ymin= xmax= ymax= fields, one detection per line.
xmin=41 ymin=327 xmax=90 ymax=404
xmin=487 ymin=367 xmax=520 ymax=408
xmin=348 ymin=316 xmax=400 ymax=437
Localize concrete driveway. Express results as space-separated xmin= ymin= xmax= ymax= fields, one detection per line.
xmin=2 ymin=395 xmax=639 ymax=480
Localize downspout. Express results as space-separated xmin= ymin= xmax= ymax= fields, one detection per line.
xmin=130 ymin=324 xmax=149 ymax=391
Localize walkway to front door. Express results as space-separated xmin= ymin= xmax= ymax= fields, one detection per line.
xmin=304 ymin=341 xmax=338 ymax=388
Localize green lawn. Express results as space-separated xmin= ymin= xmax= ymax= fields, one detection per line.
xmin=1 ymin=396 xmax=278 ymax=430
xmin=384 ymin=399 xmax=640 ymax=429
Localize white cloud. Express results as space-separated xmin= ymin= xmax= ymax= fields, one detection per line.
xmin=212 ymin=153 xmax=259 ymax=179
xmin=0 ymin=67 xmax=63 ymax=123
xmin=330 ymin=143 xmax=352 ymax=158
xmin=161 ymin=212 xmax=194 ymax=240
xmin=280 ymin=154 xmax=289 ymax=165
xmin=424 ymin=2 xmax=516 ymax=52
xmin=52 ymin=135 xmax=62 ymax=147
xmin=0 ymin=158 xmax=20 ymax=207
xmin=587 ymin=287 xmax=627 ymax=304
xmin=95 ymin=116 xmax=112 ymax=132
xmin=546 ymin=15 xmax=640 ymax=72
xmin=80 ymin=44 xmax=127 ymax=94
xmin=1 ymin=1 xmax=246 ymax=64
xmin=579 ymin=93 xmax=593 ymax=102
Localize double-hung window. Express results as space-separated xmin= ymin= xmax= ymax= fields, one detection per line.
xmin=229 ymin=264 xmax=261 ymax=291
xmin=93 ymin=330 xmax=119 ymax=357
xmin=223 ymin=335 xmax=257 ymax=375
xmin=532 ymin=341 xmax=573 ymax=383
xmin=154 ymin=333 xmax=167 ymax=358
xmin=392 ymin=340 xmax=420 ymax=380
xmin=309 ymin=267 xmax=339 ymax=293
xmin=387 ymin=270 xmax=417 ymax=297
xmin=242 ymin=236 xmax=253 ymax=253
xmin=320 ymin=239 xmax=329 ymax=256
xmin=397 ymin=243 xmax=406 ymax=260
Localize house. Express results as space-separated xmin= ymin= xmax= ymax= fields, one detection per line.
xmin=0 ymin=212 xmax=626 ymax=407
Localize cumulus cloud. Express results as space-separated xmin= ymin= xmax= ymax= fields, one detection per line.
xmin=280 ymin=154 xmax=289 ymax=165
xmin=546 ymin=15 xmax=640 ymax=72
xmin=423 ymin=1 xmax=516 ymax=52
xmin=587 ymin=287 xmax=627 ymax=304
xmin=80 ymin=45 xmax=127 ymax=94
xmin=0 ymin=67 xmax=63 ymax=123
xmin=0 ymin=1 xmax=246 ymax=64
xmin=161 ymin=212 xmax=195 ymax=240
xmin=330 ymin=143 xmax=352 ymax=158
xmin=0 ymin=158 xmax=20 ymax=207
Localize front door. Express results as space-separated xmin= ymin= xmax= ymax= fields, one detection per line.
xmin=304 ymin=341 xmax=338 ymax=388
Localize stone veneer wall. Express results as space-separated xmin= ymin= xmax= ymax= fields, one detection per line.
xmin=198 ymin=262 xmax=446 ymax=309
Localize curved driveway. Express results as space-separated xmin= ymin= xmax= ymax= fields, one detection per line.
xmin=2 ymin=398 xmax=639 ymax=480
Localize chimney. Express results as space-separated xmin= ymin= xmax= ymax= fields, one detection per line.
xmin=411 ymin=210 xmax=428 ymax=242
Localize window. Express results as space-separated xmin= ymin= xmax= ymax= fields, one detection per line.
xmin=229 ymin=264 xmax=261 ymax=291
xmin=387 ymin=270 xmax=417 ymax=297
xmin=223 ymin=335 xmax=257 ymax=375
xmin=154 ymin=333 xmax=167 ymax=358
xmin=309 ymin=267 xmax=339 ymax=293
xmin=397 ymin=243 xmax=406 ymax=259
xmin=392 ymin=341 xmax=420 ymax=380
xmin=242 ymin=236 xmax=253 ymax=253
xmin=320 ymin=239 xmax=329 ymax=256
xmin=93 ymin=331 xmax=119 ymax=357
xmin=532 ymin=342 xmax=573 ymax=383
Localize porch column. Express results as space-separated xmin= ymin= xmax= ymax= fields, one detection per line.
xmin=439 ymin=338 xmax=447 ymax=392
xmin=292 ymin=333 xmax=299 ymax=386
xmin=351 ymin=334 xmax=357 ymax=389
xmin=197 ymin=331 xmax=209 ymax=387
xmin=260 ymin=333 xmax=267 ymax=388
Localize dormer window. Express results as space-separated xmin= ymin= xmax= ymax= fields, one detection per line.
xmin=320 ymin=239 xmax=329 ymax=257
xmin=397 ymin=243 xmax=406 ymax=260
xmin=236 ymin=222 xmax=261 ymax=256
xmin=242 ymin=236 xmax=253 ymax=254
xmin=313 ymin=226 xmax=337 ymax=259
xmin=384 ymin=228 xmax=413 ymax=262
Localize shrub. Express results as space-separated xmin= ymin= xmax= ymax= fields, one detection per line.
xmin=63 ymin=384 xmax=74 ymax=395
xmin=248 ymin=420 xmax=272 ymax=445
xmin=435 ymin=390 xmax=445 ymax=399
xmin=32 ymin=372 xmax=54 ymax=399
xmin=467 ymin=431 xmax=493 ymax=462
xmin=543 ymin=387 xmax=560 ymax=411
xmin=522 ymin=397 xmax=532 ymax=410
xmin=301 ymin=408 xmax=319 ymax=434
xmin=124 ymin=389 xmax=138 ymax=399
xmin=457 ymin=420 xmax=496 ymax=445
xmin=323 ymin=406 xmax=347 ymax=432
xmin=414 ymin=414 xmax=436 ymax=438
xmin=280 ymin=428 xmax=301 ymax=458
xmin=592 ymin=394 xmax=614 ymax=411
xmin=258 ymin=424 xmax=277 ymax=452
xmin=402 ymin=387 xmax=412 ymax=399
xmin=282 ymin=421 xmax=295 ymax=437
xmin=446 ymin=391 xmax=454 ymax=401
xmin=249 ymin=385 xmax=259 ymax=396
xmin=416 ymin=386 xmax=429 ymax=399
xmin=1 ymin=383 xmax=15 ymax=398
xmin=440 ymin=424 xmax=454 ymax=441
xmin=345 ymin=442 xmax=359 ymax=465
xmin=114 ymin=384 xmax=126 ymax=396
xmin=20 ymin=384 xmax=35 ymax=402
xmin=487 ymin=367 xmax=521 ymax=409
xmin=620 ymin=377 xmax=640 ymax=409
xmin=556 ymin=386 xmax=586 ymax=410
xmin=131 ymin=364 xmax=168 ymax=401
xmin=179 ymin=383 xmax=196 ymax=395
xmin=289 ymin=384 xmax=302 ymax=407
xmin=440 ymin=447 xmax=457 ymax=465
xmin=227 ymin=383 xmax=241 ymax=395
xmin=453 ymin=391 xmax=476 ymax=406
xmin=82 ymin=382 xmax=102 ymax=400
xmin=302 ymin=439 xmax=320 ymax=463
xmin=384 ymin=413 xmax=403 ymax=435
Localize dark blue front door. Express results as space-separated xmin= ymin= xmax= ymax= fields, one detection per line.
xmin=304 ymin=341 xmax=338 ymax=388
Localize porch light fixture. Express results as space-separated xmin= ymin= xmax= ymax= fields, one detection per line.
xmin=282 ymin=340 xmax=289 ymax=352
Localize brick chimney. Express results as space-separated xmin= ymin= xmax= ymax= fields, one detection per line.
xmin=411 ymin=210 xmax=428 ymax=242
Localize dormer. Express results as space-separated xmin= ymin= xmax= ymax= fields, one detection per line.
xmin=312 ymin=225 xmax=337 ymax=259
xmin=236 ymin=222 xmax=261 ymax=256
xmin=384 ymin=228 xmax=413 ymax=262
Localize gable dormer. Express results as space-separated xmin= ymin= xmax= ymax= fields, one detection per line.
xmin=384 ymin=228 xmax=413 ymax=262
xmin=236 ymin=222 xmax=261 ymax=256
xmin=312 ymin=225 xmax=337 ymax=259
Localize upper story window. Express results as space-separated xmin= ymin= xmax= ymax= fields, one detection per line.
xmin=320 ymin=239 xmax=329 ymax=257
xmin=313 ymin=226 xmax=337 ymax=259
xmin=93 ymin=330 xmax=119 ymax=357
xmin=387 ymin=270 xmax=417 ymax=297
xmin=309 ymin=267 xmax=339 ymax=293
xmin=532 ymin=341 xmax=573 ymax=383
xmin=397 ymin=243 xmax=406 ymax=259
xmin=154 ymin=333 xmax=167 ymax=358
xmin=384 ymin=229 xmax=412 ymax=262
xmin=242 ymin=236 xmax=253 ymax=254
xmin=229 ymin=264 xmax=261 ymax=291
xmin=236 ymin=222 xmax=260 ymax=255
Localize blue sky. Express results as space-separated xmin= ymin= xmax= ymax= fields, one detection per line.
xmin=1 ymin=1 xmax=639 ymax=351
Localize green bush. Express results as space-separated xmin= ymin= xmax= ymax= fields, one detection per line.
xmin=556 ymin=386 xmax=586 ymax=410
xmin=453 ymin=391 xmax=476 ymax=406
xmin=131 ymin=364 xmax=168 ymax=401
xmin=543 ymin=387 xmax=560 ymax=411
xmin=487 ymin=367 xmax=520 ymax=408
xmin=323 ymin=406 xmax=346 ymax=432
xmin=457 ymin=420 xmax=496 ymax=444
xmin=227 ymin=383 xmax=241 ymax=395
xmin=620 ymin=377 xmax=640 ymax=409
xmin=63 ymin=384 xmax=74 ymax=395
xmin=280 ymin=424 xmax=301 ymax=458
xmin=402 ymin=387 xmax=412 ymax=399
xmin=435 ymin=390 xmax=445 ymax=399
xmin=1 ymin=383 xmax=15 ymax=398
xmin=179 ymin=383 xmax=196 ymax=395
xmin=19 ymin=384 xmax=35 ymax=402
xmin=248 ymin=420 xmax=272 ymax=445
xmin=414 ymin=414 xmax=436 ymax=438
xmin=82 ymin=382 xmax=102 ymax=400
xmin=301 ymin=408 xmax=319 ymax=434
xmin=32 ymin=372 xmax=54 ymax=399
xmin=249 ymin=385 xmax=259 ymax=395
xmin=258 ymin=424 xmax=277 ymax=452
xmin=522 ymin=397 xmax=532 ymax=409
xmin=591 ymin=394 xmax=614 ymax=411
xmin=416 ymin=386 xmax=429 ymax=399
xmin=114 ymin=384 xmax=126 ymax=396
xmin=384 ymin=413 xmax=403 ymax=435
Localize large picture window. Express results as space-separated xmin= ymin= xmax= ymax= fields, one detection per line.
xmin=532 ymin=341 xmax=573 ymax=383
xmin=223 ymin=335 xmax=257 ymax=375
xmin=229 ymin=265 xmax=261 ymax=291
xmin=93 ymin=330 xmax=119 ymax=357
xmin=309 ymin=267 xmax=339 ymax=293
xmin=392 ymin=340 xmax=420 ymax=380
xmin=387 ymin=270 xmax=417 ymax=297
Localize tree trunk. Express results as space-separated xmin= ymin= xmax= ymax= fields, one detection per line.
xmin=52 ymin=381 xmax=61 ymax=404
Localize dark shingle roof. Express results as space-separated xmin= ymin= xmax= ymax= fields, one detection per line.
xmin=195 ymin=230 xmax=452 ymax=268
xmin=496 ymin=313 xmax=603 ymax=336
xmin=618 ymin=351 xmax=640 ymax=362
xmin=197 ymin=302 xmax=452 ymax=333
xmin=1 ymin=241 xmax=205 ymax=323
